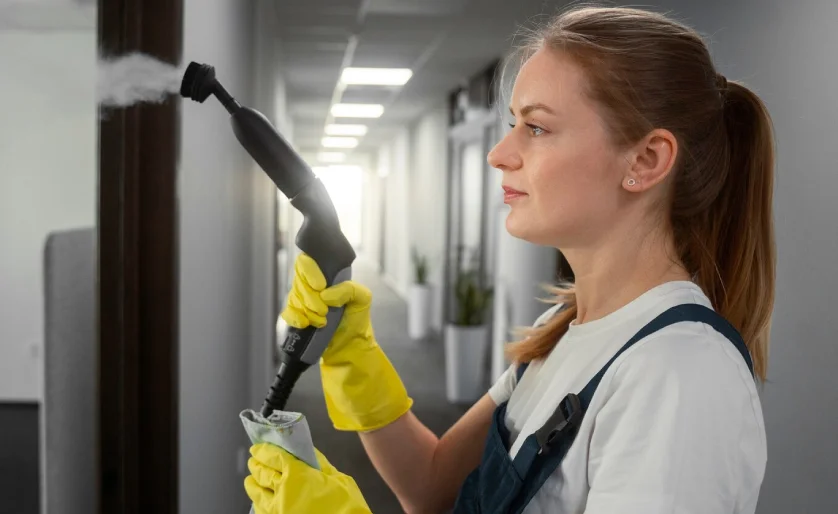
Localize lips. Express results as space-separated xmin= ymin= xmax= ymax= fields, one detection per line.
xmin=502 ymin=186 xmax=527 ymax=203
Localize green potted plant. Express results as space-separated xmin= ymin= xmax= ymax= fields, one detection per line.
xmin=408 ymin=247 xmax=432 ymax=340
xmin=445 ymin=265 xmax=494 ymax=404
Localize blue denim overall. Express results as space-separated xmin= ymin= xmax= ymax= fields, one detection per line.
xmin=453 ymin=304 xmax=755 ymax=514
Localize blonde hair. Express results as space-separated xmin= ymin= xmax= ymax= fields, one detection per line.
xmin=504 ymin=6 xmax=776 ymax=381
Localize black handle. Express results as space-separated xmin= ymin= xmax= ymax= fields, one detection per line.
xmin=291 ymin=180 xmax=356 ymax=279
xmin=180 ymin=65 xmax=359 ymax=417
xmin=230 ymin=107 xmax=315 ymax=199
xmin=227 ymin=103 xmax=356 ymax=417
xmin=260 ymin=361 xmax=304 ymax=415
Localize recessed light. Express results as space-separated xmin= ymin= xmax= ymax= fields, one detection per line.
xmin=317 ymin=151 xmax=346 ymax=163
xmin=341 ymin=67 xmax=413 ymax=86
xmin=322 ymin=137 xmax=359 ymax=148
xmin=331 ymin=103 xmax=384 ymax=118
xmin=325 ymin=124 xmax=368 ymax=136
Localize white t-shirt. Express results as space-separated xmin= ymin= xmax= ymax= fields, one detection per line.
xmin=488 ymin=281 xmax=766 ymax=514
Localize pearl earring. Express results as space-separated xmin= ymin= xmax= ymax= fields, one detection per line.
xmin=627 ymin=178 xmax=637 ymax=187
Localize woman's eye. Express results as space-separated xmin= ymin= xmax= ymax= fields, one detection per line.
xmin=508 ymin=123 xmax=545 ymax=137
xmin=527 ymin=124 xmax=545 ymax=136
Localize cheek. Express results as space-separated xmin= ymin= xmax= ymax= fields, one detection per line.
xmin=532 ymin=142 xmax=615 ymax=209
xmin=525 ymin=137 xmax=623 ymax=239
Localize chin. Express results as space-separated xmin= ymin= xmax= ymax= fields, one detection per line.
xmin=505 ymin=213 xmax=543 ymax=245
xmin=505 ymin=212 xmax=565 ymax=248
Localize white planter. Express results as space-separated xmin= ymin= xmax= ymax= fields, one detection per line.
xmin=444 ymin=324 xmax=490 ymax=404
xmin=408 ymin=283 xmax=432 ymax=340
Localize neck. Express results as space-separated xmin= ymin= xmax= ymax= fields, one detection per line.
xmin=561 ymin=219 xmax=691 ymax=326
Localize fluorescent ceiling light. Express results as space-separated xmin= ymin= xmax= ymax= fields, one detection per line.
xmin=317 ymin=151 xmax=346 ymax=163
xmin=331 ymin=103 xmax=384 ymax=118
xmin=325 ymin=124 xmax=368 ymax=136
xmin=341 ymin=67 xmax=413 ymax=86
xmin=322 ymin=137 xmax=359 ymax=148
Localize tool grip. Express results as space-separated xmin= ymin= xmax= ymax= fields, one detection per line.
xmin=261 ymin=268 xmax=352 ymax=414
xmin=260 ymin=361 xmax=302 ymax=415
xmin=261 ymin=178 xmax=356 ymax=416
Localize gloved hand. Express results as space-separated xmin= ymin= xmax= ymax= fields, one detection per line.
xmin=281 ymin=253 xmax=413 ymax=432
xmin=245 ymin=443 xmax=371 ymax=514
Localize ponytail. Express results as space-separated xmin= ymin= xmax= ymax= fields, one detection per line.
xmin=697 ymin=81 xmax=776 ymax=381
xmin=504 ymin=7 xmax=776 ymax=381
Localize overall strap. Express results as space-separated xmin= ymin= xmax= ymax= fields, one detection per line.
xmin=577 ymin=303 xmax=754 ymax=411
xmin=515 ymin=362 xmax=529 ymax=382
xmin=508 ymin=304 xmax=754 ymax=513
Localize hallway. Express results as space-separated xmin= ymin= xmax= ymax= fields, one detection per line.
xmin=283 ymin=258 xmax=469 ymax=512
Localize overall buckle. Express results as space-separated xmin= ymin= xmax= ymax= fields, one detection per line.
xmin=536 ymin=393 xmax=583 ymax=455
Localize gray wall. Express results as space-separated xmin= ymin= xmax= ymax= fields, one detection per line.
xmin=644 ymin=0 xmax=838 ymax=511
xmin=248 ymin=0 xmax=286 ymax=422
xmin=0 ymin=24 xmax=96 ymax=403
xmin=180 ymin=0 xmax=261 ymax=511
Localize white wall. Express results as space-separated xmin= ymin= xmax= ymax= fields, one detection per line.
xmin=380 ymin=130 xmax=412 ymax=297
xmin=408 ymin=107 xmax=450 ymax=330
xmin=363 ymin=107 xmax=451 ymax=331
xmin=179 ymin=0 xmax=263 ymax=511
xmin=360 ymin=168 xmax=383 ymax=268
xmin=0 ymin=29 xmax=96 ymax=402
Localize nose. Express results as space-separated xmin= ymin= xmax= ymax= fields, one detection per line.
xmin=487 ymin=131 xmax=522 ymax=172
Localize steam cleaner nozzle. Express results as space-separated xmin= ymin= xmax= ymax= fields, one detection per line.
xmin=180 ymin=61 xmax=241 ymax=114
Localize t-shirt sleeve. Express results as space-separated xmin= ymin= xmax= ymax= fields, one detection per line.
xmin=583 ymin=332 xmax=759 ymax=514
xmin=488 ymin=363 xmax=517 ymax=405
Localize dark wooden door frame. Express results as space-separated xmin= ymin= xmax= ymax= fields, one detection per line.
xmin=97 ymin=1 xmax=182 ymax=513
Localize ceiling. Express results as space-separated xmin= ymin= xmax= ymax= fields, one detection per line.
xmin=274 ymin=0 xmax=558 ymax=160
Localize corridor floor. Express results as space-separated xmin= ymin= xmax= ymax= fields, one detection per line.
xmin=283 ymin=258 xmax=469 ymax=513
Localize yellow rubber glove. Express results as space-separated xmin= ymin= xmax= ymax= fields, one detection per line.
xmin=245 ymin=443 xmax=371 ymax=514
xmin=281 ymin=253 xmax=413 ymax=432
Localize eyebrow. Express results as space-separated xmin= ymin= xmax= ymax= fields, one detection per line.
xmin=509 ymin=103 xmax=556 ymax=117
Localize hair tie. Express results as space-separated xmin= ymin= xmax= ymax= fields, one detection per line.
xmin=716 ymin=73 xmax=729 ymax=98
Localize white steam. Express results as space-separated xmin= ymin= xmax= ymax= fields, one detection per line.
xmin=98 ymin=52 xmax=183 ymax=107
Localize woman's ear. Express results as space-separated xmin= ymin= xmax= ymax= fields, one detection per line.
xmin=622 ymin=128 xmax=678 ymax=192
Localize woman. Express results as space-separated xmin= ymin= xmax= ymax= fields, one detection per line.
xmin=244 ymin=6 xmax=774 ymax=514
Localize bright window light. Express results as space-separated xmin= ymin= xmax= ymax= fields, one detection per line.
xmin=317 ymin=151 xmax=346 ymax=163
xmin=322 ymin=137 xmax=359 ymax=148
xmin=312 ymin=164 xmax=363 ymax=176
xmin=331 ymin=103 xmax=384 ymax=118
xmin=315 ymin=165 xmax=364 ymax=247
xmin=325 ymin=124 xmax=368 ymax=136
xmin=326 ymin=165 xmax=363 ymax=173
xmin=341 ymin=67 xmax=413 ymax=86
